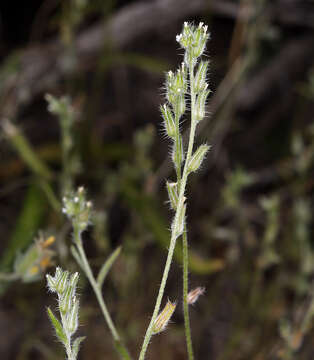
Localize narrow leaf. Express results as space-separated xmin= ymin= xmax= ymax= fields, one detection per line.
xmin=97 ymin=246 xmax=121 ymax=289
xmin=47 ymin=307 xmax=67 ymax=344
xmin=72 ymin=336 xmax=86 ymax=359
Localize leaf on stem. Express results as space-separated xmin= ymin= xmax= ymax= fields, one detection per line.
xmin=47 ymin=307 xmax=67 ymax=344
xmin=72 ymin=336 xmax=86 ymax=359
xmin=96 ymin=246 xmax=122 ymax=289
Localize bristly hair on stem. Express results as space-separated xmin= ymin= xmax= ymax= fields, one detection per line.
xmin=138 ymin=21 xmax=211 ymax=360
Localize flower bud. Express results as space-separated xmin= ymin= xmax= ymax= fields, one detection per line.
xmin=65 ymin=296 xmax=79 ymax=335
xmin=195 ymin=88 xmax=210 ymax=122
xmin=166 ymin=181 xmax=178 ymax=210
xmin=59 ymin=286 xmax=73 ymax=314
xmin=188 ymin=144 xmax=210 ymax=173
xmin=161 ymin=104 xmax=176 ymax=139
xmin=55 ymin=270 xmax=69 ymax=294
xmin=62 ymin=187 xmax=92 ymax=233
xmin=194 ymin=61 xmax=209 ymax=93
xmin=171 ymin=134 xmax=184 ymax=167
xmin=46 ymin=274 xmax=57 ymax=292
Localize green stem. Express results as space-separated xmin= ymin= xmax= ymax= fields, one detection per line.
xmin=65 ymin=333 xmax=74 ymax=360
xmin=180 ymin=58 xmax=197 ymax=360
xmin=138 ymin=226 xmax=179 ymax=360
xmin=182 ymin=228 xmax=194 ymax=360
xmin=138 ymin=59 xmax=197 ymax=360
xmin=58 ymin=294 xmax=74 ymax=360
xmin=73 ymin=227 xmax=132 ymax=360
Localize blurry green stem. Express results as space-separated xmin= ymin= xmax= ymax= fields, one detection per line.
xmin=0 ymin=272 xmax=20 ymax=281
xmin=60 ymin=112 xmax=74 ymax=194
xmin=3 ymin=120 xmax=52 ymax=180
xmin=72 ymin=227 xmax=131 ymax=360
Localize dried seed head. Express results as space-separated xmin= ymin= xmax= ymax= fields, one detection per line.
xmin=187 ymin=287 xmax=205 ymax=305
xmin=152 ymin=300 xmax=177 ymax=334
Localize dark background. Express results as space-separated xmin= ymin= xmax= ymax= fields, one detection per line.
xmin=1 ymin=1 xmax=314 ymax=359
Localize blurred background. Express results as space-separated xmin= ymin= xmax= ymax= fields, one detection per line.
xmin=1 ymin=0 xmax=314 ymax=359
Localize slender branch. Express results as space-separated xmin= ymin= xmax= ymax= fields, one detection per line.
xmin=73 ymin=227 xmax=132 ymax=360
xmin=182 ymin=228 xmax=194 ymax=360
xmin=138 ymin=43 xmax=200 ymax=360
xmin=138 ymin=222 xmax=179 ymax=360
xmin=180 ymin=56 xmax=197 ymax=360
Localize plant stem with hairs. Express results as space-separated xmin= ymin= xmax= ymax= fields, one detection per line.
xmin=138 ymin=22 xmax=211 ymax=360
xmin=62 ymin=187 xmax=132 ymax=360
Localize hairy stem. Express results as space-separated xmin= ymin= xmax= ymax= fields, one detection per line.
xmin=181 ymin=58 xmax=197 ymax=360
xmin=138 ymin=58 xmax=197 ymax=360
xmin=73 ymin=227 xmax=132 ymax=360
xmin=183 ymin=228 xmax=194 ymax=360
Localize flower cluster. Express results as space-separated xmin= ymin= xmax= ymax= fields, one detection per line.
xmin=62 ymin=186 xmax=92 ymax=233
xmin=161 ymin=22 xmax=211 ymax=240
xmin=176 ymin=22 xmax=210 ymax=66
xmin=47 ymin=267 xmax=84 ymax=360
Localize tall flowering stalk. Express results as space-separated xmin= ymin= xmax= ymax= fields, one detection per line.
xmin=138 ymin=22 xmax=210 ymax=360
xmin=62 ymin=187 xmax=132 ymax=360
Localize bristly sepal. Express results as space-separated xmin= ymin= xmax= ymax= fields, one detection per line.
xmin=188 ymin=144 xmax=211 ymax=173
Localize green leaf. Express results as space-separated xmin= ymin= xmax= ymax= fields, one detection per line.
xmin=4 ymin=121 xmax=52 ymax=179
xmin=114 ymin=339 xmax=132 ymax=360
xmin=47 ymin=307 xmax=67 ymax=344
xmin=96 ymin=246 xmax=121 ymax=289
xmin=72 ymin=336 xmax=86 ymax=359
xmin=0 ymin=185 xmax=47 ymax=271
